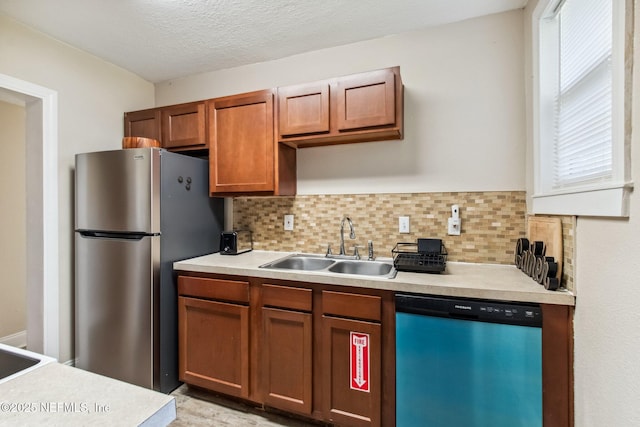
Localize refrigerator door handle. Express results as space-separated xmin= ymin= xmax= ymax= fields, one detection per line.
xmin=78 ymin=231 xmax=154 ymax=240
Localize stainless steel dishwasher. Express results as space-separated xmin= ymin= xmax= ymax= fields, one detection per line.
xmin=395 ymin=294 xmax=542 ymax=427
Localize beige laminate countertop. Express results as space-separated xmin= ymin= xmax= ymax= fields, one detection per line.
xmin=174 ymin=251 xmax=575 ymax=306
xmin=0 ymin=362 xmax=175 ymax=427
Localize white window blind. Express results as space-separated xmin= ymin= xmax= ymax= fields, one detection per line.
xmin=532 ymin=0 xmax=629 ymax=216
xmin=553 ymin=0 xmax=613 ymax=188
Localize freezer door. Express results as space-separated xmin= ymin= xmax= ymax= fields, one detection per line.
xmin=75 ymin=232 xmax=160 ymax=390
xmin=75 ymin=148 xmax=161 ymax=233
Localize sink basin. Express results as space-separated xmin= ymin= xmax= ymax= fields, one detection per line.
xmin=329 ymin=260 xmax=395 ymax=277
xmin=259 ymin=254 xmax=396 ymax=279
xmin=262 ymin=255 xmax=335 ymax=271
xmin=0 ymin=348 xmax=39 ymax=380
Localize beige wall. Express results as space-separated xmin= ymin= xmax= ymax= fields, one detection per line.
xmin=157 ymin=10 xmax=526 ymax=194
xmin=0 ymin=14 xmax=155 ymax=362
xmin=524 ymin=1 xmax=640 ymax=425
xmin=0 ymin=100 xmax=26 ymax=339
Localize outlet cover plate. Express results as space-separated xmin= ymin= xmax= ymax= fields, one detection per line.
xmin=447 ymin=217 xmax=461 ymax=235
xmin=284 ymin=214 xmax=294 ymax=231
xmin=399 ymin=216 xmax=410 ymax=233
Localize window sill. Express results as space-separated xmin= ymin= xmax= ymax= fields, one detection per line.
xmin=532 ymin=182 xmax=633 ymax=217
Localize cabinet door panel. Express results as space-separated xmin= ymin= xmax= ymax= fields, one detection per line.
xmin=209 ymin=91 xmax=275 ymax=194
xmin=278 ymin=82 xmax=330 ymax=137
xmin=124 ymin=108 xmax=161 ymax=141
xmin=322 ymin=316 xmax=381 ymax=427
xmin=336 ymin=69 xmax=396 ymax=131
xmin=178 ymin=296 xmax=250 ymax=398
xmin=262 ymin=308 xmax=313 ymax=414
xmin=161 ymin=102 xmax=206 ymax=149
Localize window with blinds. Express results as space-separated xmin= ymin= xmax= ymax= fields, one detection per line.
xmin=532 ymin=0 xmax=629 ymax=217
xmin=553 ymin=0 xmax=613 ymax=188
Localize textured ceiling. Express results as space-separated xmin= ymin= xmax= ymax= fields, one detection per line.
xmin=0 ymin=0 xmax=527 ymax=83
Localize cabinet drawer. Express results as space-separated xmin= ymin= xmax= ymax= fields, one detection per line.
xmin=322 ymin=290 xmax=381 ymax=322
xmin=262 ymin=284 xmax=312 ymax=312
xmin=178 ymin=276 xmax=249 ymax=303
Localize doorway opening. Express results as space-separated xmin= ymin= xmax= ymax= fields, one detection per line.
xmin=0 ymin=74 xmax=59 ymax=360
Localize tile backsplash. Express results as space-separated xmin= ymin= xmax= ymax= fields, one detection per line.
xmin=233 ymin=191 xmax=575 ymax=292
xmin=233 ymin=191 xmax=526 ymax=263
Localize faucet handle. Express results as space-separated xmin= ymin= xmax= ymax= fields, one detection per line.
xmin=352 ymin=245 xmax=361 ymax=260
xmin=367 ymin=240 xmax=375 ymax=261
xmin=326 ymin=243 xmax=332 ymax=256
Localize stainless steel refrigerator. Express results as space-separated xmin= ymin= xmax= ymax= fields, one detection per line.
xmin=74 ymin=147 xmax=223 ymax=393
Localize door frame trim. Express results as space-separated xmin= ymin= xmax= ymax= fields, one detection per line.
xmin=0 ymin=73 xmax=59 ymax=360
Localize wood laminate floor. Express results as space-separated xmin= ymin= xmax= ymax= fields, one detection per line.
xmin=169 ymin=385 xmax=320 ymax=427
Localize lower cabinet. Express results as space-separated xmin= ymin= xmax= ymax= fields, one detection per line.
xmin=262 ymin=307 xmax=313 ymax=414
xmin=177 ymin=276 xmax=250 ymax=399
xmin=260 ymin=283 xmax=314 ymax=415
xmin=321 ymin=290 xmax=383 ymax=427
xmin=177 ymin=273 xmax=573 ymax=427
xmin=177 ymin=274 xmax=394 ymax=426
xmin=322 ymin=316 xmax=381 ymax=427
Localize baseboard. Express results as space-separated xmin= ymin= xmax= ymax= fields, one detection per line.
xmin=0 ymin=331 xmax=27 ymax=348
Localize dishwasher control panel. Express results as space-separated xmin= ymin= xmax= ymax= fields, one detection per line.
xmin=396 ymin=294 xmax=542 ymax=327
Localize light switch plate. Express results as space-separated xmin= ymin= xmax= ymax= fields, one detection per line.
xmin=284 ymin=214 xmax=294 ymax=231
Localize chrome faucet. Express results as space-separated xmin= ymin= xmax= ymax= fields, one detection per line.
xmin=339 ymin=216 xmax=356 ymax=255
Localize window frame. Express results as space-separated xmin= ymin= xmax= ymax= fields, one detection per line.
xmin=531 ymin=0 xmax=632 ymax=217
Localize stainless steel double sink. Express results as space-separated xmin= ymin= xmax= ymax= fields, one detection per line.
xmin=259 ymin=253 xmax=397 ymax=279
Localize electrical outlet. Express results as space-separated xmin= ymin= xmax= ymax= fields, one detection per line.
xmin=399 ymin=216 xmax=410 ymax=233
xmin=448 ymin=217 xmax=461 ymax=235
xmin=284 ymin=214 xmax=294 ymax=231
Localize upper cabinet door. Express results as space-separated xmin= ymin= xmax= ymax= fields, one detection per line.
xmin=335 ymin=68 xmax=396 ymax=131
xmin=161 ymin=101 xmax=207 ymax=150
xmin=276 ymin=67 xmax=403 ymax=148
xmin=124 ymin=108 xmax=162 ymax=142
xmin=278 ymin=82 xmax=330 ymax=138
xmin=208 ymin=90 xmax=275 ymax=195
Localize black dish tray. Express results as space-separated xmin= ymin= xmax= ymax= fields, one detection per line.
xmin=392 ymin=242 xmax=447 ymax=274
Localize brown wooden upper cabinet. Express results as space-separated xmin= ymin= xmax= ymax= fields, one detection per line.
xmin=277 ymin=66 xmax=403 ymax=147
xmin=208 ymin=89 xmax=296 ymax=197
xmin=123 ymin=108 xmax=162 ymax=142
xmin=278 ymin=81 xmax=330 ymax=137
xmin=161 ymin=101 xmax=207 ymax=150
xmin=124 ymin=101 xmax=207 ymax=152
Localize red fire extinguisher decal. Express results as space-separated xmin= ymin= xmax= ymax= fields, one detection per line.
xmin=350 ymin=331 xmax=370 ymax=392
